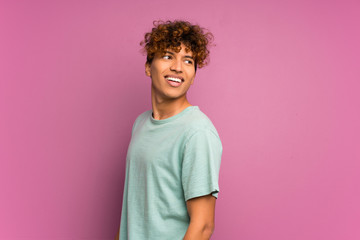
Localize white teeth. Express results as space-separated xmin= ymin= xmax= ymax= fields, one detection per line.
xmin=166 ymin=77 xmax=182 ymax=83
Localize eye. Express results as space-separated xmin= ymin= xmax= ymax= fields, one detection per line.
xmin=162 ymin=55 xmax=172 ymax=60
xmin=184 ymin=59 xmax=193 ymax=65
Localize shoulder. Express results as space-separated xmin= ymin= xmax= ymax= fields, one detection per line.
xmin=183 ymin=107 xmax=221 ymax=142
xmin=135 ymin=110 xmax=152 ymax=122
xmin=131 ymin=110 xmax=152 ymax=133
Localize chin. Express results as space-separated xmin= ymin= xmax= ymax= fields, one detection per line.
xmin=163 ymin=92 xmax=186 ymax=100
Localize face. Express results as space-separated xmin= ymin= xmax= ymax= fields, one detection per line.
xmin=145 ymin=43 xmax=196 ymax=101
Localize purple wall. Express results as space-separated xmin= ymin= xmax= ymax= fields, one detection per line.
xmin=1 ymin=0 xmax=359 ymax=239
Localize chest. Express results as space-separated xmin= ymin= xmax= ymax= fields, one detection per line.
xmin=126 ymin=123 xmax=188 ymax=177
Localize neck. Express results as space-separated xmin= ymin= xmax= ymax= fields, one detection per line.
xmin=151 ymin=89 xmax=192 ymax=120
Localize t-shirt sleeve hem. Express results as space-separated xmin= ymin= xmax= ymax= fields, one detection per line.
xmin=185 ymin=188 xmax=219 ymax=201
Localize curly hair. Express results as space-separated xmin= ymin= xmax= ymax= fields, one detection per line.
xmin=140 ymin=20 xmax=214 ymax=71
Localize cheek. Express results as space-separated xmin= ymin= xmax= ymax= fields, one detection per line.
xmin=151 ymin=64 xmax=163 ymax=76
xmin=187 ymin=71 xmax=196 ymax=83
xmin=150 ymin=66 xmax=165 ymax=83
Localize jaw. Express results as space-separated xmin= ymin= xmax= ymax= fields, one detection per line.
xmin=151 ymin=82 xmax=189 ymax=102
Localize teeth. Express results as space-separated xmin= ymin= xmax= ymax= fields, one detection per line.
xmin=166 ymin=77 xmax=182 ymax=83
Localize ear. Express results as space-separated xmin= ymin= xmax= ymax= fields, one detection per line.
xmin=145 ymin=63 xmax=151 ymax=77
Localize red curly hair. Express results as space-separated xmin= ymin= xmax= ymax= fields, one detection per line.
xmin=140 ymin=20 xmax=214 ymax=71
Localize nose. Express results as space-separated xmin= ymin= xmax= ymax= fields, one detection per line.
xmin=170 ymin=58 xmax=182 ymax=73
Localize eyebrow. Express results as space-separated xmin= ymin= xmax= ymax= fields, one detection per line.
xmin=165 ymin=51 xmax=194 ymax=60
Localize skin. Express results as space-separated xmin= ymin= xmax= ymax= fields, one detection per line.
xmin=184 ymin=194 xmax=216 ymax=240
xmin=145 ymin=43 xmax=196 ymax=120
xmin=116 ymin=43 xmax=216 ymax=240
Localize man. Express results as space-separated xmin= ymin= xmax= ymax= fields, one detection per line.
xmin=118 ymin=20 xmax=222 ymax=240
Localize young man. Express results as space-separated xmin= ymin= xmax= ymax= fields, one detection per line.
xmin=118 ymin=20 xmax=222 ymax=240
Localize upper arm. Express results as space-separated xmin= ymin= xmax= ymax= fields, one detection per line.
xmin=182 ymin=129 xmax=222 ymax=201
xmin=186 ymin=194 xmax=216 ymax=226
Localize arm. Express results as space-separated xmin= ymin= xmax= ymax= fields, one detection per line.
xmin=183 ymin=194 xmax=216 ymax=240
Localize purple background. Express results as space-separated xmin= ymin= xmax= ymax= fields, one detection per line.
xmin=1 ymin=0 xmax=359 ymax=239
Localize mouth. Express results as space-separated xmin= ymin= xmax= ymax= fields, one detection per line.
xmin=164 ymin=75 xmax=184 ymax=87
xmin=165 ymin=75 xmax=184 ymax=82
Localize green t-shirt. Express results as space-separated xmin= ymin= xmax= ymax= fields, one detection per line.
xmin=119 ymin=106 xmax=222 ymax=240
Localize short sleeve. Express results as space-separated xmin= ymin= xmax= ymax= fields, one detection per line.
xmin=182 ymin=129 xmax=223 ymax=201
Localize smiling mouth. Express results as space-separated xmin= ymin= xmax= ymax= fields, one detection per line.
xmin=164 ymin=75 xmax=184 ymax=83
